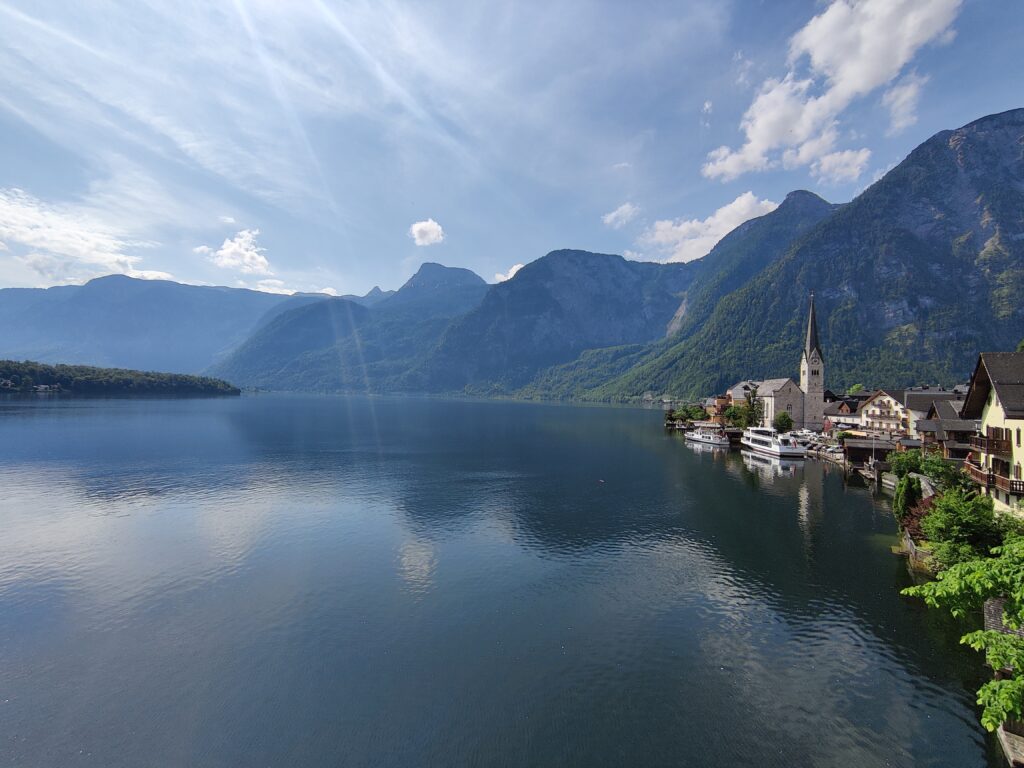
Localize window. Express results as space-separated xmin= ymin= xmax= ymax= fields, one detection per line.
xmin=1016 ymin=463 xmax=1021 ymax=480
xmin=1017 ymin=428 xmax=1021 ymax=448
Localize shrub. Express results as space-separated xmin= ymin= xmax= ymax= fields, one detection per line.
xmin=920 ymin=488 xmax=999 ymax=569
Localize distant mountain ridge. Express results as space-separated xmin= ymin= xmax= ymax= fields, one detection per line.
xmin=3 ymin=108 xmax=1022 ymax=399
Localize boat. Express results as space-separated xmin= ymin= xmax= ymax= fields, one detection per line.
xmin=740 ymin=426 xmax=807 ymax=458
xmin=684 ymin=422 xmax=731 ymax=448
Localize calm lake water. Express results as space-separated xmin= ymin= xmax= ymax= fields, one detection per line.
xmin=0 ymin=395 xmax=1003 ymax=767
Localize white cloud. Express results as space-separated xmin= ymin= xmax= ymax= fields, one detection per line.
xmin=702 ymin=100 xmax=713 ymax=114
xmin=881 ymin=72 xmax=929 ymax=134
xmin=204 ymin=229 xmax=272 ymax=274
xmin=703 ymin=0 xmax=961 ymax=182
xmin=218 ymin=215 xmax=237 ymax=225
xmin=602 ymin=202 xmax=640 ymax=229
xmin=640 ymin=191 xmax=778 ymax=263
xmin=494 ymin=263 xmax=524 ymax=282
xmin=408 ymin=218 xmax=445 ymax=246
xmin=733 ymin=50 xmax=753 ymax=87
xmin=253 ymin=278 xmax=292 ymax=294
xmin=812 ymin=148 xmax=872 ymax=184
xmin=0 ymin=187 xmax=171 ymax=284
xmin=612 ymin=162 xmax=632 ymax=170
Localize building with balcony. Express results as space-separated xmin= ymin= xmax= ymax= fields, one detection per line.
xmin=915 ymin=398 xmax=979 ymax=460
xmin=962 ymin=352 xmax=1024 ymax=514
xmin=858 ymin=389 xmax=910 ymax=434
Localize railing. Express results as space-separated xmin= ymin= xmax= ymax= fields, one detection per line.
xmin=971 ymin=435 xmax=1012 ymax=456
xmin=993 ymin=474 xmax=1024 ymax=495
xmin=966 ymin=460 xmax=993 ymax=487
xmin=966 ymin=461 xmax=1024 ymax=495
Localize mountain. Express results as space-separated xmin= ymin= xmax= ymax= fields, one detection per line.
xmin=404 ymin=250 xmax=694 ymax=393
xmin=518 ymin=193 xmax=836 ymax=398
xmin=0 ymin=275 xmax=294 ymax=373
xmin=339 ymin=286 xmax=395 ymax=306
xmin=588 ymin=107 xmax=1024 ymax=399
xmin=668 ymin=190 xmax=836 ymax=336
xmin=210 ymin=263 xmax=488 ymax=390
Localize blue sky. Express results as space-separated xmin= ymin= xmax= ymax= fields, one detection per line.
xmin=0 ymin=0 xmax=1020 ymax=294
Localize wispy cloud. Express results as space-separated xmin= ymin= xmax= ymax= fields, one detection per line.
xmin=602 ymin=202 xmax=640 ymax=229
xmin=881 ymin=71 xmax=929 ymax=135
xmin=703 ymin=0 xmax=961 ymax=182
xmin=0 ymin=187 xmax=170 ymax=284
xmin=641 ymin=192 xmax=777 ymax=263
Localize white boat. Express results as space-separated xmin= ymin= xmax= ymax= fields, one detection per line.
xmin=740 ymin=427 xmax=806 ymax=458
xmin=684 ymin=422 xmax=731 ymax=448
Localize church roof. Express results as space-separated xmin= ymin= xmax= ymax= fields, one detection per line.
xmin=758 ymin=377 xmax=796 ymax=394
xmin=804 ymin=293 xmax=823 ymax=362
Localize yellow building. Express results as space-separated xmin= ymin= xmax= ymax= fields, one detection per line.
xmin=962 ymin=352 xmax=1024 ymax=514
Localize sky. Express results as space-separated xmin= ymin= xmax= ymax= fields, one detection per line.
xmin=0 ymin=0 xmax=1021 ymax=295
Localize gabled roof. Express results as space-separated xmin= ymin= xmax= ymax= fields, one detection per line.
xmin=859 ymin=389 xmax=905 ymax=409
xmin=928 ymin=399 xmax=965 ymax=420
xmin=758 ymin=377 xmax=796 ymax=394
xmin=903 ymin=389 xmax=960 ymax=412
xmin=963 ymin=352 xmax=1024 ymax=419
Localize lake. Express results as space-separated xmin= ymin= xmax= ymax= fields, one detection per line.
xmin=0 ymin=395 xmax=1003 ymax=767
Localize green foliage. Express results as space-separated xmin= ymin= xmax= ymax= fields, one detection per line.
xmin=920 ymin=489 xmax=999 ymax=569
xmin=1017 ymin=338 xmax=1024 ymax=353
xmin=887 ymin=448 xmax=923 ymax=478
xmin=920 ymin=453 xmax=974 ymax=492
xmin=904 ymin=537 xmax=1024 ymax=730
xmin=893 ymin=475 xmax=922 ymax=524
xmin=772 ymin=411 xmax=794 ymax=433
xmin=836 ymin=431 xmax=853 ymax=442
xmin=722 ymin=405 xmax=749 ymax=428
xmin=0 ymin=360 xmax=239 ymax=396
xmin=847 ymin=383 xmax=865 ymax=394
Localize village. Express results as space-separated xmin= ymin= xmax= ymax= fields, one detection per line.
xmin=664 ymin=295 xmax=1024 ymax=518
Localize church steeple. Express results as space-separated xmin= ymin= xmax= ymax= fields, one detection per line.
xmin=804 ymin=292 xmax=823 ymax=363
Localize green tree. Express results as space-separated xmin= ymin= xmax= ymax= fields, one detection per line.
xmin=904 ymin=536 xmax=1024 ymax=731
xmin=920 ymin=453 xmax=973 ymax=492
xmin=887 ymin=448 xmax=923 ymax=478
xmin=847 ymin=383 xmax=865 ymax=394
xmin=772 ymin=411 xmax=794 ymax=433
xmin=744 ymin=386 xmax=764 ymax=427
xmin=920 ymin=488 xmax=999 ymax=569
xmin=723 ymin=405 xmax=748 ymax=428
xmin=892 ymin=475 xmax=922 ymax=524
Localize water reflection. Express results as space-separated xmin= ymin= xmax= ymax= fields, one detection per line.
xmin=0 ymin=395 xmax=1002 ymax=767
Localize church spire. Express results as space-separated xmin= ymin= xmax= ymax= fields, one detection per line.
xmin=804 ymin=292 xmax=822 ymax=362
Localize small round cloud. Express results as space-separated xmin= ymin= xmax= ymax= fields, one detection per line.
xmin=408 ymin=218 xmax=445 ymax=246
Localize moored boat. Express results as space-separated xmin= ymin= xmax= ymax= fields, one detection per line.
xmin=740 ymin=426 xmax=806 ymax=458
xmin=684 ymin=422 xmax=731 ymax=448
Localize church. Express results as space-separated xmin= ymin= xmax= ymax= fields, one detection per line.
xmin=732 ymin=295 xmax=825 ymax=431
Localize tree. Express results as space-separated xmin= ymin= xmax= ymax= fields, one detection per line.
xmin=847 ymin=383 xmax=865 ymax=394
xmin=904 ymin=536 xmax=1024 ymax=731
xmin=887 ymin=448 xmax=923 ymax=478
xmin=920 ymin=488 xmax=999 ymax=569
xmin=744 ymin=386 xmax=764 ymax=427
xmin=892 ymin=475 xmax=922 ymax=524
xmin=723 ymin=405 xmax=749 ymax=428
xmin=772 ymin=411 xmax=794 ymax=433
